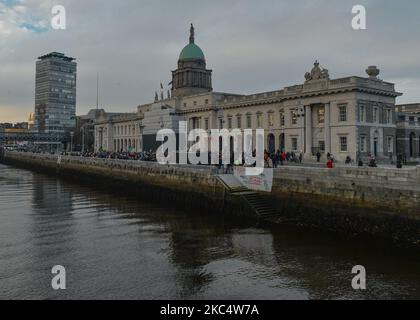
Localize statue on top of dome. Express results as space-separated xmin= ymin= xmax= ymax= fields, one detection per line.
xmin=189 ymin=23 xmax=195 ymax=44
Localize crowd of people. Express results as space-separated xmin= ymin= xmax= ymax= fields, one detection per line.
xmin=22 ymin=147 xmax=405 ymax=170
xmin=264 ymin=150 xmax=304 ymax=168
xmin=61 ymin=150 xmax=158 ymax=162
xmin=264 ymin=150 xmax=334 ymax=168
xmin=56 ymin=148 xmax=343 ymax=170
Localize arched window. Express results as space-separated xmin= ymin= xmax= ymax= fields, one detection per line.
xmin=279 ymin=133 xmax=285 ymax=151
xmin=373 ymin=130 xmax=379 ymax=157
xmin=268 ymin=134 xmax=275 ymax=154
xmin=409 ymin=132 xmax=416 ymax=158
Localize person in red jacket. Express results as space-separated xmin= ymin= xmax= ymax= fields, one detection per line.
xmin=327 ymin=158 xmax=334 ymax=169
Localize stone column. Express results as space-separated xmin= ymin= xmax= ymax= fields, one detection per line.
xmin=305 ymin=105 xmax=312 ymax=155
xmin=209 ymin=110 xmax=217 ymax=130
xmin=324 ymin=103 xmax=331 ymax=155
xmin=189 ymin=118 xmax=193 ymax=131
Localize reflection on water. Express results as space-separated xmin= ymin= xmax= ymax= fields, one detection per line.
xmin=0 ymin=163 xmax=420 ymax=300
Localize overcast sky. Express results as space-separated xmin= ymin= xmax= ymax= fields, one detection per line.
xmin=1 ymin=0 xmax=419 ymax=123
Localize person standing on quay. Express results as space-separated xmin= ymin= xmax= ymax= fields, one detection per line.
xmin=327 ymin=158 xmax=334 ymax=169
xmin=264 ymin=151 xmax=274 ymax=168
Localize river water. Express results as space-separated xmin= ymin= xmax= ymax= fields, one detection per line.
xmin=0 ymin=163 xmax=419 ymax=300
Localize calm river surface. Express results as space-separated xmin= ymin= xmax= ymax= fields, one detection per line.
xmin=1 ymin=163 xmax=420 ymax=300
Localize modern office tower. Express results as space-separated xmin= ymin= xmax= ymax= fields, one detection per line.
xmin=34 ymin=52 xmax=77 ymax=136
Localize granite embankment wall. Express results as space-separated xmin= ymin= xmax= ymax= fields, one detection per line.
xmin=272 ymin=165 xmax=420 ymax=213
xmin=1 ymin=151 xmax=252 ymax=218
xmin=3 ymin=151 xmax=420 ymax=245
xmin=265 ymin=165 xmax=420 ymax=244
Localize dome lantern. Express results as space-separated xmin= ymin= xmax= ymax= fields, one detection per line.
xmin=179 ymin=23 xmax=205 ymax=61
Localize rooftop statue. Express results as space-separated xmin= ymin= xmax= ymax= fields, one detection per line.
xmin=305 ymin=61 xmax=330 ymax=82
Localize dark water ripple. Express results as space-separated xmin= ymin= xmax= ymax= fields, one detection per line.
xmin=0 ymin=163 xmax=420 ymax=300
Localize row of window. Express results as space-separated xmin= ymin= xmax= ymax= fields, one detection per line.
xmin=359 ymin=105 xmax=393 ymax=124
xmin=193 ymin=104 xmax=396 ymax=130
xmin=398 ymin=115 xmax=420 ymax=124
xmin=112 ymin=124 xmax=141 ymax=137
xmin=359 ymin=135 xmax=394 ymax=153
xmin=183 ymin=99 xmax=210 ymax=108
xmin=289 ymin=135 xmax=395 ymax=153
xmin=197 ymin=105 xmax=348 ymax=130
xmin=287 ymin=137 xmax=348 ymax=153
xmin=113 ymin=139 xmax=140 ymax=151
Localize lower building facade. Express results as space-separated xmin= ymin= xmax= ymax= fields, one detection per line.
xmin=396 ymin=104 xmax=420 ymax=162
xmin=94 ymin=112 xmax=143 ymax=153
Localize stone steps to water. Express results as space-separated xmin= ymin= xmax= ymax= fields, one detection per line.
xmin=215 ymin=174 xmax=279 ymax=219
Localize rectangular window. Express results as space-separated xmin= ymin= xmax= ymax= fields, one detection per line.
xmin=318 ymin=141 xmax=325 ymax=152
xmin=219 ymin=118 xmax=223 ymax=129
xmin=360 ymin=106 xmax=365 ymax=122
xmin=205 ymin=99 xmax=209 ymax=105
xmin=387 ymin=136 xmax=394 ymax=153
xmin=340 ymin=136 xmax=348 ymax=152
xmin=360 ymin=135 xmax=367 ymax=152
xmin=257 ymin=114 xmax=263 ymax=128
xmin=280 ymin=111 xmax=285 ymax=126
xmin=291 ymin=137 xmax=298 ymax=151
xmin=228 ymin=117 xmax=233 ymax=129
xmin=318 ymin=107 xmax=325 ymax=124
xmin=247 ymin=114 xmax=252 ymax=128
xmin=204 ymin=118 xmax=209 ymax=131
xmin=409 ymin=116 xmax=415 ymax=124
xmin=237 ymin=115 xmax=242 ymax=129
xmin=339 ymin=105 xmax=347 ymax=122
xmin=193 ymin=118 xmax=201 ymax=129
xmin=373 ymin=107 xmax=379 ymax=123
xmin=268 ymin=113 xmax=274 ymax=127
xmin=386 ymin=109 xmax=392 ymax=124
xmin=291 ymin=109 xmax=298 ymax=125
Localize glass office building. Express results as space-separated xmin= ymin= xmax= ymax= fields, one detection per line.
xmin=34 ymin=52 xmax=77 ymax=137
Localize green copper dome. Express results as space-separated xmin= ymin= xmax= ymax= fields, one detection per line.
xmin=179 ymin=43 xmax=205 ymax=61
xmin=178 ymin=24 xmax=205 ymax=61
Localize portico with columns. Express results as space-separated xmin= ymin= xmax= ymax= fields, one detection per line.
xmin=303 ymin=102 xmax=332 ymax=157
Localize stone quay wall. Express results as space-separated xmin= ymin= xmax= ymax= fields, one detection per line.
xmin=264 ymin=165 xmax=420 ymax=245
xmin=2 ymin=151 xmax=252 ymax=217
xmin=3 ymin=151 xmax=420 ymax=245
xmin=272 ymin=165 xmax=420 ymax=214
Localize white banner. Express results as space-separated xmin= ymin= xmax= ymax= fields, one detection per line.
xmin=234 ymin=167 xmax=273 ymax=193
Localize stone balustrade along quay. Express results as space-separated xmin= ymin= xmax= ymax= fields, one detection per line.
xmin=2 ymin=150 xmax=420 ymax=246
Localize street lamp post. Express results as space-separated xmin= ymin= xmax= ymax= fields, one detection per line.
xmin=56 ymin=132 xmax=61 ymax=154
xmin=81 ymin=126 xmax=85 ymax=154
xmin=70 ymin=131 xmax=74 ymax=153
xmin=297 ymin=105 xmax=305 ymax=155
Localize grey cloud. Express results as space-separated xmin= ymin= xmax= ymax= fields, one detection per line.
xmin=1 ymin=0 xmax=420 ymax=122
